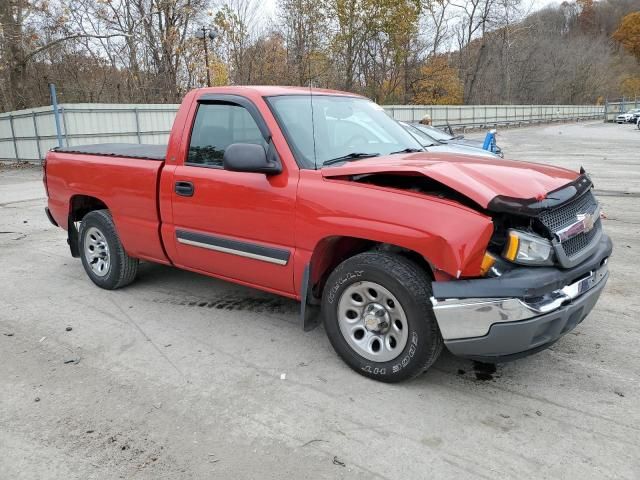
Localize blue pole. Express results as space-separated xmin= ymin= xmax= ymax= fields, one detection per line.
xmin=49 ymin=83 xmax=64 ymax=147
xmin=482 ymin=130 xmax=496 ymax=152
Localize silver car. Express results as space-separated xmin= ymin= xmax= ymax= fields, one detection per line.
xmin=399 ymin=122 xmax=502 ymax=159
xmin=616 ymin=109 xmax=640 ymax=123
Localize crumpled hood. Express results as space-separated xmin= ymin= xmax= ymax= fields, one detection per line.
xmin=321 ymin=152 xmax=579 ymax=208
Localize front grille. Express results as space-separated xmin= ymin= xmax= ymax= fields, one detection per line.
xmin=560 ymin=219 xmax=601 ymax=257
xmin=539 ymin=191 xmax=597 ymax=232
xmin=538 ymin=190 xmax=600 ymax=261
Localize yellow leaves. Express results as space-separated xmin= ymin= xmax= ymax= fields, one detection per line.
xmin=620 ymin=76 xmax=640 ymax=97
xmin=613 ymin=12 xmax=640 ymax=62
xmin=210 ymin=61 xmax=229 ymax=86
xmin=413 ymin=56 xmax=463 ymax=105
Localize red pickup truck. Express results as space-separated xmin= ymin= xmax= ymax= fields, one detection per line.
xmin=44 ymin=86 xmax=612 ymax=382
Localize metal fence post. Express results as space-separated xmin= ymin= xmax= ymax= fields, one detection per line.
xmin=61 ymin=106 xmax=69 ymax=147
xmin=32 ymin=112 xmax=42 ymax=162
xmin=8 ymin=114 xmax=19 ymax=161
xmin=49 ymin=83 xmax=64 ymax=148
xmin=134 ymin=108 xmax=142 ymax=143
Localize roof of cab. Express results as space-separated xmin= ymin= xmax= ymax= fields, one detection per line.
xmin=193 ymin=85 xmax=364 ymax=98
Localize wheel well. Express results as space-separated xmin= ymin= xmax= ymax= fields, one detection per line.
xmin=308 ymin=236 xmax=433 ymax=301
xmin=67 ymin=195 xmax=108 ymax=258
xmin=69 ymin=195 xmax=108 ymax=222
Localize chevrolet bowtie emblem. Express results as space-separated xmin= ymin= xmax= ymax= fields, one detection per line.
xmin=577 ymin=212 xmax=596 ymax=233
xmin=556 ymin=208 xmax=599 ymax=242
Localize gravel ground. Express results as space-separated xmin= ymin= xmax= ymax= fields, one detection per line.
xmin=1 ymin=120 xmax=638 ymax=479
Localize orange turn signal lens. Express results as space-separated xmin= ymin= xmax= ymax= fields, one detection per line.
xmin=504 ymin=232 xmax=520 ymax=261
xmin=480 ymin=252 xmax=496 ymax=276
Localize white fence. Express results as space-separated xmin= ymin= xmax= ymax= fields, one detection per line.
xmin=386 ymin=104 xmax=604 ymax=126
xmin=0 ymin=104 xmax=179 ymax=163
xmin=0 ymin=102 xmax=604 ymax=163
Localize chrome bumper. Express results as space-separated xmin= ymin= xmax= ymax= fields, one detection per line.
xmin=430 ymin=260 xmax=609 ymax=341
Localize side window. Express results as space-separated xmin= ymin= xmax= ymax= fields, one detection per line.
xmin=187 ymin=103 xmax=266 ymax=167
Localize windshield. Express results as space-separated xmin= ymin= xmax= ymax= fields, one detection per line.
xmin=399 ymin=122 xmax=439 ymax=147
xmin=266 ymin=95 xmax=424 ymax=168
xmin=412 ymin=124 xmax=454 ymax=142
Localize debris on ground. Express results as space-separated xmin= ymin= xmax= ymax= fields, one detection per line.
xmin=332 ymin=456 xmax=345 ymax=467
xmin=39 ymin=336 xmax=46 ymax=343
xmin=535 ymin=410 xmax=542 ymax=416
xmin=3 ymin=332 xmax=14 ymax=337
xmin=64 ymin=357 xmax=81 ymax=364
xmin=614 ymin=390 xmax=625 ymax=397
xmin=280 ymin=373 xmax=286 ymax=380
xmin=34 ymin=397 xmax=40 ymax=402
xmin=472 ymin=361 xmax=496 ymax=381
xmin=301 ymin=439 xmax=328 ymax=447
xmin=65 ymin=326 xmax=73 ymax=332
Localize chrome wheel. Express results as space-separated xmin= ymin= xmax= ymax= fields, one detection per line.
xmin=337 ymin=281 xmax=409 ymax=362
xmin=83 ymin=226 xmax=110 ymax=277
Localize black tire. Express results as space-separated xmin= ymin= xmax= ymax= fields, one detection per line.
xmin=322 ymin=251 xmax=443 ymax=383
xmin=78 ymin=209 xmax=138 ymax=290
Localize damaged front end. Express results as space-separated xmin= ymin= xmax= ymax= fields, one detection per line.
xmin=430 ymin=173 xmax=612 ymax=362
xmin=322 ymin=157 xmax=612 ymax=362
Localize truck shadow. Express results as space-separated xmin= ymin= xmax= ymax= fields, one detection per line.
xmin=132 ymin=261 xmax=538 ymax=385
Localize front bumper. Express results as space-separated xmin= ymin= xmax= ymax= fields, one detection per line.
xmin=430 ymin=234 xmax=612 ymax=362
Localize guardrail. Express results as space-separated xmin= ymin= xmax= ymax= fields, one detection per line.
xmin=386 ymin=104 xmax=604 ymax=129
xmin=0 ymin=102 xmax=605 ymax=163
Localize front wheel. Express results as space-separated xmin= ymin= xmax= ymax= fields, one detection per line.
xmin=322 ymin=251 xmax=443 ymax=382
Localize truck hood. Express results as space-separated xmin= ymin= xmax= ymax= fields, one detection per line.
xmin=321 ymin=152 xmax=579 ymax=208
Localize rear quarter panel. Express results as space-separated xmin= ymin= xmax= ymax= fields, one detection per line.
xmin=46 ymin=151 xmax=168 ymax=263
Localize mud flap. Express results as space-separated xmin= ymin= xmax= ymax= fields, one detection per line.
xmin=300 ymin=264 xmax=321 ymax=331
xmin=67 ymin=215 xmax=80 ymax=258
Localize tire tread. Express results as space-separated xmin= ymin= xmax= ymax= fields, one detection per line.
xmin=323 ymin=250 xmax=443 ymax=382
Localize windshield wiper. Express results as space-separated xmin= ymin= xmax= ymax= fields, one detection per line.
xmin=389 ymin=147 xmax=423 ymax=154
xmin=323 ymin=152 xmax=380 ymax=166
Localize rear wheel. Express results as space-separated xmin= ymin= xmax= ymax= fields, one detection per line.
xmin=79 ymin=210 xmax=138 ymax=289
xmin=322 ymin=251 xmax=443 ymax=382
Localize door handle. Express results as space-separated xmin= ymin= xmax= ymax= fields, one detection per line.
xmin=175 ymin=181 xmax=194 ymax=197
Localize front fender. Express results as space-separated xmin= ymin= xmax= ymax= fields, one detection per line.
xmin=296 ymin=172 xmax=494 ymax=279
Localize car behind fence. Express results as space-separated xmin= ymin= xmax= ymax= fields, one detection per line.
xmin=1 ymin=102 xmax=606 ymax=163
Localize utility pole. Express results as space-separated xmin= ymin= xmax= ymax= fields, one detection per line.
xmin=196 ymin=27 xmax=217 ymax=87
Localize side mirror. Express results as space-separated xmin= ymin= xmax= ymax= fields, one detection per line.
xmin=223 ymin=143 xmax=282 ymax=175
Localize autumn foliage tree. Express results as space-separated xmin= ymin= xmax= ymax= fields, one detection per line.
xmin=413 ymin=56 xmax=463 ymax=105
xmin=2 ymin=0 xmax=640 ymax=111
xmin=620 ymin=76 xmax=640 ymax=97
xmin=613 ymin=11 xmax=640 ymax=62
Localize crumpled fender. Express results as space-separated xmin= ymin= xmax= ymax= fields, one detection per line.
xmin=296 ymin=171 xmax=494 ymax=279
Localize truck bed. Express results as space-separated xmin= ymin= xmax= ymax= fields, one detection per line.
xmin=45 ymin=145 xmax=169 ymax=265
xmin=54 ymin=143 xmax=167 ymax=161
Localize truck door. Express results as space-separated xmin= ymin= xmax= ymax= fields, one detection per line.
xmin=166 ymin=98 xmax=298 ymax=296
